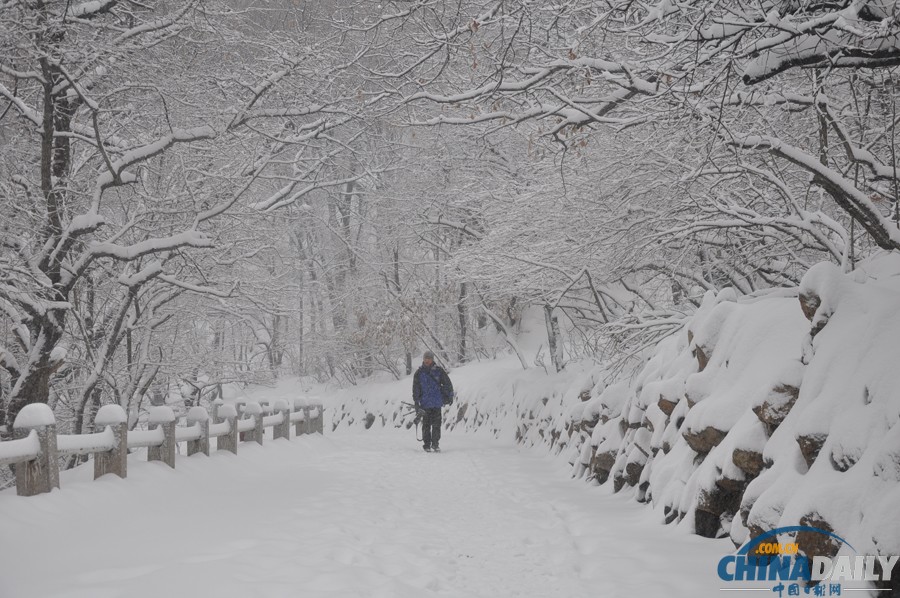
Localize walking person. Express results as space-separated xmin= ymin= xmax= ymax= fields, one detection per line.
xmin=412 ymin=351 xmax=454 ymax=452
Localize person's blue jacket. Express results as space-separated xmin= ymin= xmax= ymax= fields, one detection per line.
xmin=412 ymin=364 xmax=453 ymax=409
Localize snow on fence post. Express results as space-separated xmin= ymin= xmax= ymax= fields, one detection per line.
xmin=216 ymin=404 xmax=238 ymax=455
xmin=94 ymin=405 xmax=128 ymax=480
xmin=0 ymin=396 xmax=326 ymax=498
xmin=147 ymin=406 xmax=176 ymax=468
xmin=244 ymin=402 xmax=264 ymax=445
xmin=273 ymin=400 xmax=291 ymax=440
xmin=187 ymin=407 xmax=210 ymax=457
xmin=12 ymin=404 xmax=60 ymax=497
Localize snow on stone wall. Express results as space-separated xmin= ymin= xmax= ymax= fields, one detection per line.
xmin=329 ymin=254 xmax=900 ymax=593
xmin=571 ymin=253 xmax=900 ymax=593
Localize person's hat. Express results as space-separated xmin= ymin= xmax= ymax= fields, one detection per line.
xmin=423 ymin=350 xmax=435 ymax=360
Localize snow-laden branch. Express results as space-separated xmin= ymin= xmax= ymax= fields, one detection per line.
xmin=685 ymin=164 xmax=849 ymax=262
xmin=741 ymin=8 xmax=900 ymax=83
xmin=415 ymin=90 xmax=647 ymax=131
xmin=252 ymin=173 xmax=371 ymax=213
xmin=61 ymin=231 xmax=214 ymax=291
xmin=112 ymin=0 xmax=198 ymax=44
xmin=0 ymin=342 xmax=21 ymax=378
xmin=0 ymin=64 xmax=45 ymax=83
xmin=91 ymin=126 xmax=216 ymax=213
xmin=427 ymin=216 xmax=483 ymax=240
xmin=0 ymin=294 xmax=32 ymax=352
xmin=633 ymin=261 xmax=718 ymax=292
xmin=406 ymin=67 xmax=568 ymax=105
xmin=44 ymin=212 xmax=107 ymax=274
xmin=0 ymin=296 xmax=25 ymax=330
xmin=0 ymin=82 xmax=42 ymax=126
xmin=819 ymin=97 xmax=900 ymax=183
xmin=235 ymin=105 xmax=348 ymax=124
xmin=66 ymin=0 xmax=117 ymax=19
xmin=89 ymin=230 xmax=214 ymax=261
xmin=117 ymin=261 xmax=164 ymax=287
xmin=0 ymin=281 xmax=72 ymax=320
xmin=732 ymin=134 xmax=900 ymax=251
xmin=157 ymin=275 xmax=235 ymax=299
xmin=417 ymin=106 xmax=547 ymax=127
xmin=351 ymin=2 xmax=503 ymax=79
xmin=229 ymin=65 xmax=296 ymax=130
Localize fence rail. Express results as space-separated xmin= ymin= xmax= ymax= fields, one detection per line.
xmin=0 ymin=398 xmax=325 ymax=497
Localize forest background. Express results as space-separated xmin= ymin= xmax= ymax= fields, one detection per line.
xmin=3 ymin=0 xmax=899 ymax=453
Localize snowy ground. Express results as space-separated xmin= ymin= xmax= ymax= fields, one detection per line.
xmin=0 ymin=428 xmax=732 ymax=598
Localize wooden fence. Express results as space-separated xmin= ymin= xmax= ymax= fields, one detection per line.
xmin=0 ymin=398 xmax=324 ymax=497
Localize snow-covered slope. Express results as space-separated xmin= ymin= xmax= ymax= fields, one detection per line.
xmin=330 ymin=255 xmax=900 ymax=594
xmin=574 ymin=254 xmax=900 ymax=593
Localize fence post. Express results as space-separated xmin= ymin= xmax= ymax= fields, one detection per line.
xmin=187 ymin=406 xmax=210 ymax=457
xmin=94 ymin=404 xmax=128 ymax=480
xmin=13 ymin=403 xmax=60 ymax=497
xmin=303 ymin=406 xmax=312 ymax=435
xmin=312 ymin=404 xmax=324 ymax=434
xmin=244 ymin=402 xmax=264 ymax=445
xmin=293 ymin=399 xmax=307 ymax=436
xmin=235 ymin=400 xmax=248 ymax=442
xmin=273 ymin=400 xmax=290 ymax=440
xmin=216 ymin=404 xmax=238 ymax=455
xmin=147 ymin=406 xmax=176 ymax=468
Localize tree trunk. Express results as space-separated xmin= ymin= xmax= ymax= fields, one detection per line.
xmin=5 ymin=317 xmax=65 ymax=427
xmin=544 ymin=304 xmax=563 ymax=373
xmin=457 ymin=282 xmax=468 ymax=363
xmin=482 ymin=304 xmax=528 ymax=370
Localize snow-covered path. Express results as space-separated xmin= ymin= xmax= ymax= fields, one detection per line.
xmin=0 ymin=430 xmax=730 ymax=598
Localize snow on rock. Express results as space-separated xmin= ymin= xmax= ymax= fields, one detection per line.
xmin=798 ymin=261 xmax=846 ymax=336
xmin=13 ymin=403 xmax=56 ymax=429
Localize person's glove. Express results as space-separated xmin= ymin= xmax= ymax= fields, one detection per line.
xmin=416 ymin=408 xmax=425 ymax=417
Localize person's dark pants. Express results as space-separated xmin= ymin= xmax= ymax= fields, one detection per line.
xmin=422 ymin=408 xmax=442 ymax=448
